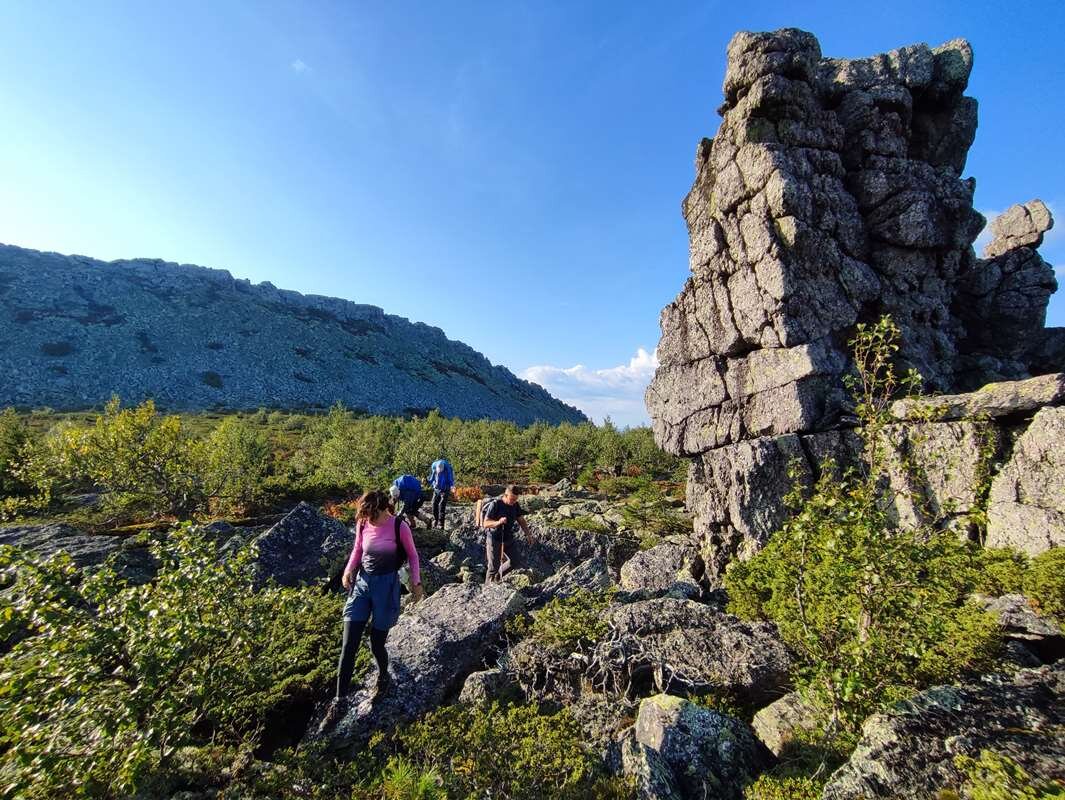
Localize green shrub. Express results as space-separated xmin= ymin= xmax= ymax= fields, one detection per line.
xmin=558 ymin=515 xmax=611 ymax=534
xmin=744 ymin=775 xmax=823 ymax=800
xmin=395 ymin=702 xmax=631 ymax=800
xmin=599 ymin=474 xmax=650 ymax=497
xmin=1024 ymin=548 xmax=1065 ymax=623
xmin=971 ymin=547 xmax=1029 ymax=596
xmin=725 ymin=318 xmax=1002 ymax=742
xmin=620 ymin=482 xmax=691 ymax=540
xmin=508 ymin=588 xmax=613 ymax=652
xmin=0 ymin=528 xmax=341 ymax=798
xmin=202 ymin=415 xmax=273 ymax=515
xmin=0 ymin=407 xmax=29 ymax=498
xmin=945 ymin=750 xmax=1065 ymax=800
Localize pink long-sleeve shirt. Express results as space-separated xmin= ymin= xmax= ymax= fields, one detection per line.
xmin=345 ymin=514 xmax=421 ymax=585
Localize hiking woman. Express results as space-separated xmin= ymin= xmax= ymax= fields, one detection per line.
xmin=332 ymin=489 xmax=422 ymax=709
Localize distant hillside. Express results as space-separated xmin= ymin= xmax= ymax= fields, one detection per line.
xmin=0 ymin=244 xmax=586 ymax=424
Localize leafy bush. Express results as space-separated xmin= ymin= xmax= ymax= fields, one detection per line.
xmin=725 ymin=318 xmax=1002 ymax=741
xmin=1024 ymin=548 xmax=1065 ymax=623
xmin=971 ymin=547 xmax=1029 ymax=596
xmin=394 ymin=702 xmax=632 ymax=800
xmin=202 ymin=415 xmax=273 ymax=515
xmin=30 ymin=398 xmax=211 ymax=520
xmin=0 ymin=528 xmax=341 ymax=798
xmin=558 ymin=515 xmax=611 ymax=533
xmin=532 ymin=422 xmax=601 ymax=482
xmin=508 ymin=588 xmax=613 ymax=652
xmin=452 ymin=485 xmax=484 ymax=502
xmin=0 ymin=407 xmax=29 ymax=498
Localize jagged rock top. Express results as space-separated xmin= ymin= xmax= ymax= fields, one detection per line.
xmin=984 ymin=199 xmax=1055 ymax=257
xmin=647 ymin=28 xmax=1062 ymax=457
xmin=0 ymin=243 xmax=585 ymax=423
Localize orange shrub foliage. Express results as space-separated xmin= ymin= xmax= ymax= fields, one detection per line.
xmin=452 ymin=486 xmax=484 ymax=503
xmin=323 ymin=499 xmax=359 ymax=525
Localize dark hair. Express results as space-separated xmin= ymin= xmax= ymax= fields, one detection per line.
xmin=356 ymin=489 xmax=393 ymax=523
xmin=504 ymin=484 xmax=521 ymax=497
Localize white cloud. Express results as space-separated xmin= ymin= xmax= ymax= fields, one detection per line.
xmin=290 ymin=59 xmax=310 ymax=74
xmin=521 ymin=348 xmax=658 ymax=427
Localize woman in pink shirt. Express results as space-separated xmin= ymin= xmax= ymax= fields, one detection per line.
xmin=333 ymin=489 xmax=422 ymax=705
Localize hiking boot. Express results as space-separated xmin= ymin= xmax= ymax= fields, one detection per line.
xmin=317 ymin=696 xmax=348 ymax=733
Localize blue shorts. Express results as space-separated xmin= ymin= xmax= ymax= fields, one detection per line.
xmin=342 ymin=570 xmax=401 ymax=631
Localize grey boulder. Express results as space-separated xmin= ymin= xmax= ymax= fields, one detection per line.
xmin=622 ymin=694 xmax=772 ymax=800
xmin=590 ymin=598 xmax=792 ymax=706
xmin=251 ymin=502 xmax=351 ymax=587
xmin=822 ymin=662 xmax=1065 ymax=799
xmin=321 ymin=582 xmax=524 ymax=752
xmin=986 ymin=406 xmax=1065 ymax=554
xmin=619 ymin=541 xmax=704 ymax=599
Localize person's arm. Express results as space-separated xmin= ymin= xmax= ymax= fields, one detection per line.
xmin=398 ymin=521 xmax=423 ymax=601
xmin=343 ymin=524 xmax=363 ymax=589
xmin=485 ymin=514 xmax=508 ymax=529
xmin=518 ymin=515 xmax=533 ymax=544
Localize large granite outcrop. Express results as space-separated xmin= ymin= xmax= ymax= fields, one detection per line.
xmin=0 ymin=244 xmax=585 ymax=424
xmin=647 ymin=28 xmax=1064 ymax=578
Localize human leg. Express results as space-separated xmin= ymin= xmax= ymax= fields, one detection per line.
xmin=336 ymin=618 xmax=367 ymax=698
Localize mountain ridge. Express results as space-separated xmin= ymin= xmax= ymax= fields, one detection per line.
xmin=0 ymin=242 xmax=586 ymax=424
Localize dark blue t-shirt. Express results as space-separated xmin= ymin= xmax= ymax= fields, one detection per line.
xmin=485 ymin=499 xmax=525 ymax=538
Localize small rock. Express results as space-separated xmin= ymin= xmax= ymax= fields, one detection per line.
xmin=458 ymin=668 xmax=519 ymax=705
xmin=751 ymin=691 xmax=820 ymax=756
xmin=620 ymin=542 xmax=704 ymax=599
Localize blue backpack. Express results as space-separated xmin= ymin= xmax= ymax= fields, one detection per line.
xmin=394 ymin=474 xmax=422 ymax=503
xmin=429 ymin=459 xmax=455 ymax=490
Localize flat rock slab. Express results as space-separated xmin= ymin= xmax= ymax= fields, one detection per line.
xmin=891 ymin=373 xmax=1065 ymax=421
xmin=822 ymin=662 xmax=1065 ymax=799
xmin=252 ymin=501 xmax=351 ymax=587
xmin=0 ymin=523 xmax=156 ymax=583
xmin=322 ymin=582 xmax=523 ymax=753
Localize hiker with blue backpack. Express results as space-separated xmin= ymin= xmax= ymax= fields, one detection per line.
xmin=390 ymin=473 xmax=429 ymax=528
xmin=427 ymin=458 xmax=454 ymax=529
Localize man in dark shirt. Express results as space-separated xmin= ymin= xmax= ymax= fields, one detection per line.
xmin=482 ymin=484 xmax=534 ymax=583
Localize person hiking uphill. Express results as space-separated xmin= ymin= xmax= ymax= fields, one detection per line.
xmin=480 ymin=484 xmax=534 ymax=583
xmin=427 ymin=458 xmax=454 ymax=529
xmin=325 ymin=489 xmax=423 ymax=726
xmin=390 ymin=473 xmax=429 ymax=528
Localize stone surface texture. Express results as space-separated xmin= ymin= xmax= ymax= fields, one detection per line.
xmin=822 ymin=662 xmax=1065 ymax=799
xmin=647 ymin=28 xmax=1065 ymax=577
xmin=0 ymin=244 xmax=585 ymax=424
xmin=251 ymin=501 xmax=351 ymax=587
xmin=622 ymin=694 xmax=772 ymax=800
xmin=321 ymin=582 xmax=524 ymax=752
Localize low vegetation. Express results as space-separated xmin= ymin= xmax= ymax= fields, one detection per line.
xmin=0 ymin=404 xmax=680 ymax=527
xmin=726 ymin=318 xmax=1007 ymax=744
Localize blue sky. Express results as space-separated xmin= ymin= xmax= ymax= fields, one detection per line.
xmin=1 ymin=1 xmax=1062 ymax=426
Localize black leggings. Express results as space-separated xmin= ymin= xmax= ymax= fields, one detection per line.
xmin=336 ymin=620 xmax=389 ymax=698
xmin=432 ymin=490 xmax=449 ymax=523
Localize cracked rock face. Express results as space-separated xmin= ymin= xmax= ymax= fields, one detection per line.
xmin=648 ymin=28 xmax=1064 ymax=578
